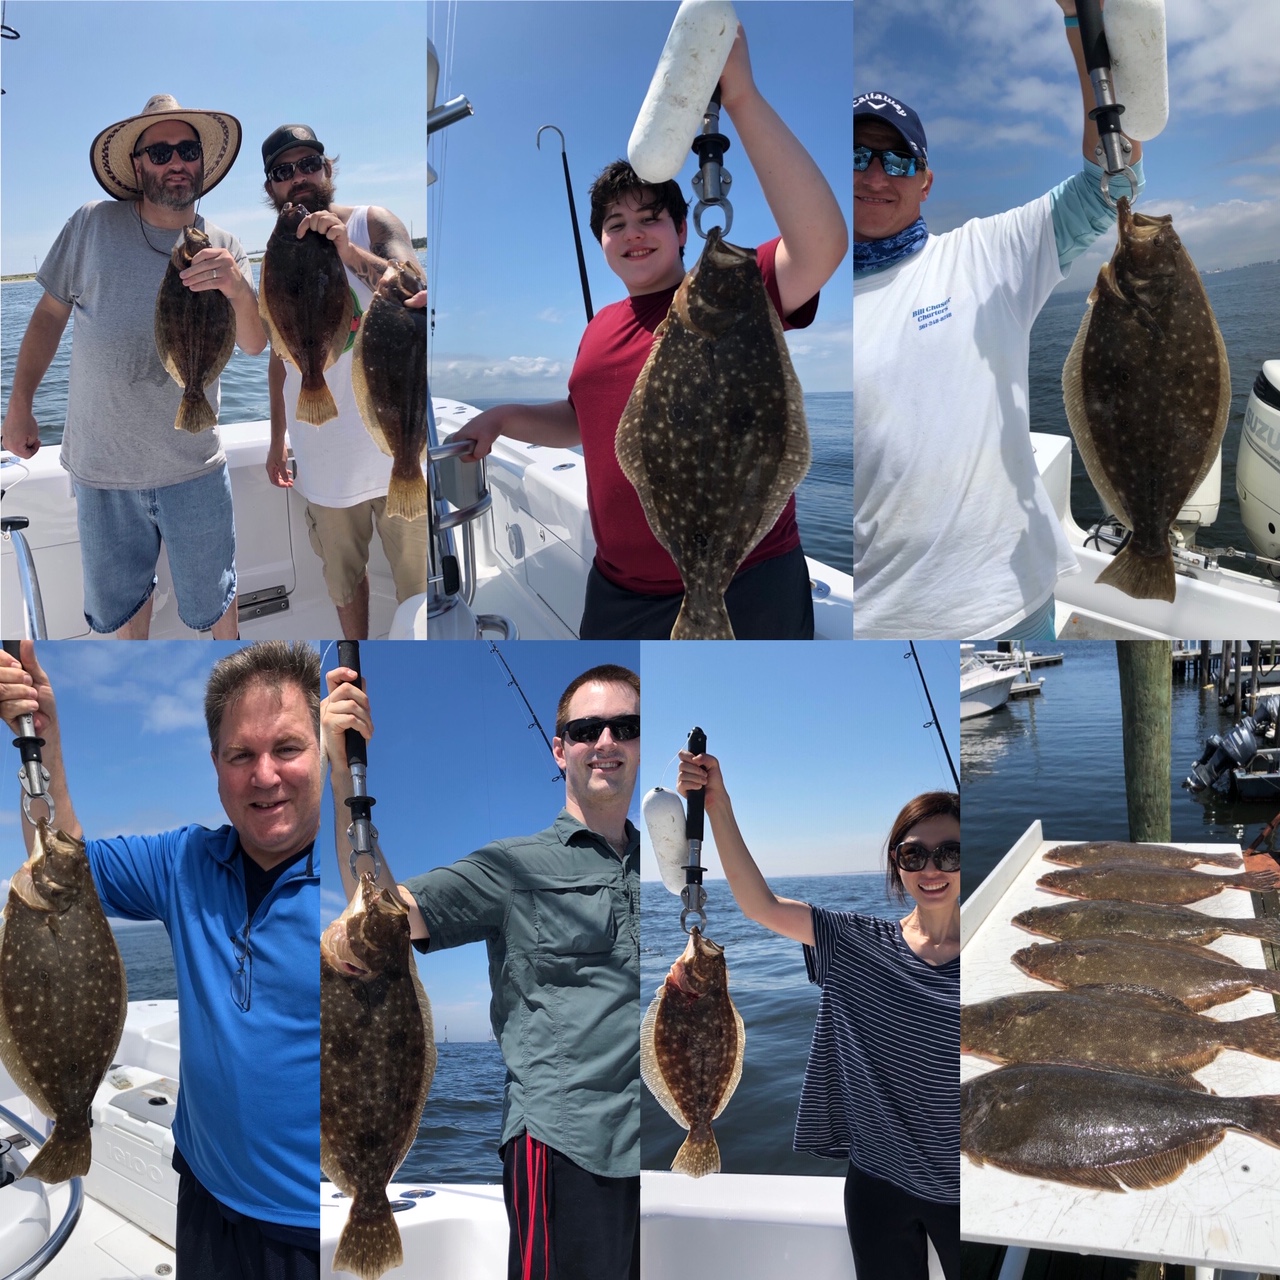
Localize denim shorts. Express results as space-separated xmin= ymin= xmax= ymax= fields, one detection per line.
xmin=73 ymin=465 xmax=237 ymax=633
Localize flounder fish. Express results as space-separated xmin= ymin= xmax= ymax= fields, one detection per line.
xmin=351 ymin=262 xmax=428 ymax=520
xmin=0 ymin=819 xmax=126 ymax=1182
xmin=1036 ymin=862 xmax=1280 ymax=905
xmin=1043 ymin=841 xmax=1241 ymax=871
xmin=1012 ymin=898 xmax=1280 ymax=947
xmin=616 ymin=227 xmax=810 ymax=639
xmin=154 ymin=225 xmax=236 ymax=433
xmin=260 ymin=203 xmax=354 ymax=425
xmin=321 ymin=873 xmax=436 ymax=1280
xmin=961 ymin=987 xmax=1280 ymax=1077
xmin=1012 ymin=937 xmax=1280 ymax=1012
xmin=1062 ymin=197 xmax=1231 ymax=601
xmin=962 ymin=1062 xmax=1280 ymax=1191
xmin=641 ymin=928 xmax=744 ymax=1176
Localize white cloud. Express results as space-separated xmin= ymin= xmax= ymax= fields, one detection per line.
xmin=536 ymin=308 xmax=565 ymax=324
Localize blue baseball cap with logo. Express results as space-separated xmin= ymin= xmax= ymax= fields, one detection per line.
xmin=853 ymin=92 xmax=928 ymax=162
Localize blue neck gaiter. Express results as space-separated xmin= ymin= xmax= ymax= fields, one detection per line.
xmin=853 ymin=217 xmax=929 ymax=275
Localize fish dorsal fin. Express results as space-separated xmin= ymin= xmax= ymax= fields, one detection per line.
xmin=1111 ymin=1136 xmax=1223 ymax=1190
xmin=712 ymin=999 xmax=746 ymax=1121
xmin=640 ymin=986 xmax=691 ymax=1132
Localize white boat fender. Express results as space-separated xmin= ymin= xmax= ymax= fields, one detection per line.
xmin=1100 ymin=0 xmax=1168 ymax=142
xmin=628 ymin=0 xmax=739 ymax=184
xmin=1234 ymin=360 xmax=1280 ymax=565
xmin=643 ymin=786 xmax=691 ymax=896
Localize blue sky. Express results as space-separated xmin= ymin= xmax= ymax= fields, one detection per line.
xmin=639 ymin=640 xmax=960 ymax=887
xmin=0 ymin=1 xmax=427 ymax=276
xmin=427 ymin=0 xmax=853 ymax=400
xmin=857 ymin=0 xmax=1280 ymax=288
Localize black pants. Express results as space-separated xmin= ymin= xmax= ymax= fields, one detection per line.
xmin=579 ymin=544 xmax=815 ymax=639
xmin=176 ymin=1167 xmax=319 ymax=1280
xmin=844 ymin=1163 xmax=959 ymax=1280
xmin=502 ymin=1133 xmax=639 ymax=1280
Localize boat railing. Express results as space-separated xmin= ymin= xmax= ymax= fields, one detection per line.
xmin=0 ymin=516 xmax=49 ymax=641
xmin=0 ymin=1104 xmax=84 ymax=1280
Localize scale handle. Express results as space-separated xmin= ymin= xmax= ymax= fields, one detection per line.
xmin=2 ymin=640 xmax=36 ymax=744
xmin=337 ymin=641 xmax=367 ymax=771
xmin=685 ymin=726 xmax=706 ymax=841
xmin=1076 ymin=0 xmax=1110 ymax=73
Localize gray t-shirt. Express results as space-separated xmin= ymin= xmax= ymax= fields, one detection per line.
xmin=38 ymin=200 xmax=253 ymax=489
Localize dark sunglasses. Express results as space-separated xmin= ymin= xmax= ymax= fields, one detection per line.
xmin=268 ymin=153 xmax=326 ymax=185
xmin=853 ymin=146 xmax=922 ymax=178
xmin=559 ymin=715 xmax=640 ymax=745
xmin=133 ymin=139 xmax=203 ymax=165
xmin=893 ymin=840 xmax=960 ymax=872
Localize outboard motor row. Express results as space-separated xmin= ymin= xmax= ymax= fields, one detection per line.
xmin=1184 ymin=694 xmax=1280 ymax=793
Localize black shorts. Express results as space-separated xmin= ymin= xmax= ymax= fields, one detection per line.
xmin=579 ymin=544 xmax=816 ymax=640
xmin=502 ymin=1133 xmax=639 ymax=1280
xmin=843 ymin=1163 xmax=959 ymax=1280
xmin=175 ymin=1163 xmax=319 ymax=1280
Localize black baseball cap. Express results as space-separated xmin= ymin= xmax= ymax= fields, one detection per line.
xmin=262 ymin=124 xmax=325 ymax=174
xmin=853 ymin=92 xmax=928 ymax=161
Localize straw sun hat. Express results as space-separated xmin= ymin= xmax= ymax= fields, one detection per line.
xmin=90 ymin=94 xmax=242 ymax=201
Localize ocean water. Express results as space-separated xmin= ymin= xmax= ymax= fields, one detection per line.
xmin=0 ymin=249 xmax=429 ymax=439
xmin=1030 ymin=260 xmax=1280 ymax=572
xmin=463 ymin=393 xmax=854 ymax=577
xmin=640 ymin=873 xmax=905 ymax=1177
xmin=110 ymin=917 xmax=178 ymax=1001
xmin=962 ymin=641 xmax=1280 ymax=900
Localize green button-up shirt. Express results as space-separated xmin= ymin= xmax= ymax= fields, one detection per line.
xmin=404 ymin=810 xmax=640 ymax=1177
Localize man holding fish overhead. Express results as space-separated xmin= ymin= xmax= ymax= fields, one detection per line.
xmin=0 ymin=641 xmax=322 ymax=1279
xmin=259 ymin=124 xmax=428 ymax=641
xmin=323 ymin=662 xmax=642 ymax=1280
xmin=0 ymin=95 xmax=267 ymax=640
xmin=451 ymin=22 xmax=848 ymax=640
xmin=853 ymin=0 xmax=1146 ymax=641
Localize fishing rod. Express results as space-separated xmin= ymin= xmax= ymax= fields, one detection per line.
xmin=536 ymin=126 xmax=593 ymax=323
xmin=487 ymin=642 xmax=563 ymax=780
xmin=907 ymin=642 xmax=959 ymax=791
xmin=337 ymin=642 xmax=378 ymax=877
xmin=1 ymin=640 xmax=53 ymax=825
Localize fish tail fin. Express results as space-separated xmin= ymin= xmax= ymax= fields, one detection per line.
xmin=296 ymin=377 xmax=338 ymax=426
xmin=1246 ymin=1097 xmax=1280 ymax=1150
xmin=334 ymin=1194 xmax=403 ymax=1280
xmin=1197 ymin=851 xmax=1244 ymax=868
xmin=1235 ymin=1016 xmax=1280 ymax=1062
xmin=671 ymin=1125 xmax=720 ymax=1178
xmin=1251 ymin=966 xmax=1280 ymax=1000
xmin=1096 ymin=544 xmax=1176 ymax=602
xmin=1234 ymin=916 xmax=1280 ymax=946
xmin=670 ymin=592 xmax=735 ymax=641
xmin=385 ymin=472 xmax=428 ymax=522
xmin=175 ymin=390 xmax=217 ymax=434
xmin=23 ymin=1120 xmax=92 ymax=1183
xmin=1240 ymin=867 xmax=1280 ymax=893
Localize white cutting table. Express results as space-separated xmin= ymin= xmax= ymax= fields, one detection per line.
xmin=961 ymin=822 xmax=1280 ymax=1272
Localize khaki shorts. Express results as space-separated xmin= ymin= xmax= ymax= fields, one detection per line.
xmin=304 ymin=498 xmax=427 ymax=606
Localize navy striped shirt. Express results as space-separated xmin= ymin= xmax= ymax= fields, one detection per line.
xmin=793 ymin=906 xmax=959 ymax=1204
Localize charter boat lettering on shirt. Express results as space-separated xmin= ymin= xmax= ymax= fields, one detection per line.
xmin=912 ymin=297 xmax=952 ymax=331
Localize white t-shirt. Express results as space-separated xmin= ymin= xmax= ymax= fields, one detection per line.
xmin=283 ymin=206 xmax=390 ymax=508
xmin=853 ymin=195 xmax=1079 ymax=639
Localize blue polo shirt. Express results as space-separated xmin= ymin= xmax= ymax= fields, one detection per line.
xmin=86 ymin=824 xmax=320 ymax=1228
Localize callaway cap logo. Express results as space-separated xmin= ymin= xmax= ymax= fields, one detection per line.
xmin=854 ymin=92 xmax=908 ymax=118
xmin=853 ymin=91 xmax=928 ymax=161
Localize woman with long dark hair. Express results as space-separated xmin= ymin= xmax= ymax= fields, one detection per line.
xmin=677 ymin=751 xmax=959 ymax=1279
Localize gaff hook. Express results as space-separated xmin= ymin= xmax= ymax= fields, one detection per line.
xmin=537 ymin=124 xmax=595 ymax=323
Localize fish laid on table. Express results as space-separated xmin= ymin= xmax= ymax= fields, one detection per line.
xmin=1061 ymin=197 xmax=1231 ymax=601
xmin=259 ymin=202 xmax=354 ymax=425
xmin=1012 ymin=937 xmax=1280 ymax=1012
xmin=961 ymin=988 xmax=1280 ymax=1076
xmin=0 ymin=819 xmax=126 ymax=1182
xmin=615 ymin=227 xmax=809 ymax=640
xmin=962 ymin=1062 xmax=1280 ymax=1191
xmin=1037 ymin=862 xmax=1280 ymax=905
xmin=1013 ymin=898 xmax=1280 ymax=947
xmin=154 ymin=225 xmax=236 ymax=434
xmin=351 ymin=261 xmax=428 ymax=520
xmin=321 ymin=873 xmax=436 ymax=1280
xmin=1043 ymin=841 xmax=1242 ymax=871
xmin=641 ymin=927 xmax=744 ymax=1176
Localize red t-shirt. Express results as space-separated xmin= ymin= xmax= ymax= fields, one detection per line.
xmin=567 ymin=237 xmax=819 ymax=595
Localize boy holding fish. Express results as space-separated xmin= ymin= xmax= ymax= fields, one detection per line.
xmin=450 ymin=24 xmax=847 ymax=640
xmin=1 ymin=95 xmax=267 ymax=640
xmin=852 ymin=0 xmax=1145 ymax=640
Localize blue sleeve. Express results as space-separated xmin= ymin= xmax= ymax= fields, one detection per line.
xmin=1049 ymin=157 xmax=1147 ymax=270
xmin=802 ymin=903 xmax=837 ymax=987
xmin=85 ymin=829 xmax=181 ymax=922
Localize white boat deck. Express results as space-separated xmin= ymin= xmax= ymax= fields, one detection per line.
xmin=961 ymin=823 xmax=1280 ymax=1271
